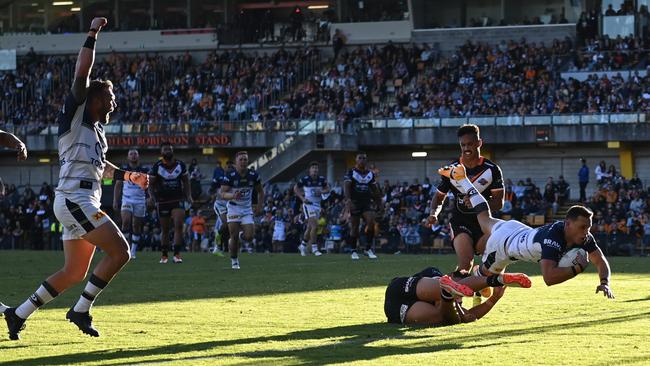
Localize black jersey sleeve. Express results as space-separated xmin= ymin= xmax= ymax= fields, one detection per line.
xmin=489 ymin=163 xmax=505 ymax=190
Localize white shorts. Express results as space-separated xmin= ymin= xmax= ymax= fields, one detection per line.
xmin=54 ymin=193 xmax=111 ymax=241
xmin=303 ymin=203 xmax=321 ymax=219
xmin=121 ymin=198 xmax=146 ymax=218
xmin=481 ymin=220 xmax=528 ymax=274
xmin=227 ymin=203 xmax=254 ymax=225
xmin=214 ymin=199 xmax=228 ymax=216
xmin=272 ymin=231 xmax=286 ymax=242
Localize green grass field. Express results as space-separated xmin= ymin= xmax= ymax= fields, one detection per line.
xmin=0 ymin=251 xmax=649 ymax=366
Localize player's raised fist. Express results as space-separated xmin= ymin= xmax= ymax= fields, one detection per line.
xmin=90 ymin=17 xmax=108 ymax=32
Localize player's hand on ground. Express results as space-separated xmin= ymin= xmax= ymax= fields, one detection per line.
xmin=596 ymin=284 xmax=615 ymax=299
xmin=16 ymin=141 xmax=27 ymax=161
xmin=573 ymin=251 xmax=589 ymax=272
xmin=90 ymin=17 xmax=108 ymax=32
xmin=126 ymin=172 xmax=149 ymax=190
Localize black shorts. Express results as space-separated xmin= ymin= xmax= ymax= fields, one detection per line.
xmin=351 ymin=201 xmax=374 ymax=217
xmin=450 ymin=216 xmax=484 ymax=250
xmin=157 ymin=200 xmax=184 ymax=218
xmin=384 ymin=267 xmax=443 ymax=324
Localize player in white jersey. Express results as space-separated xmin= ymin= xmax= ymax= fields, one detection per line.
xmin=212 ymin=161 xmax=234 ymax=254
xmin=0 ymin=18 xmax=149 ymax=341
xmin=113 ymin=149 xmax=148 ymax=259
xmin=271 ymin=209 xmax=289 ymax=253
xmin=220 ymin=151 xmax=264 ymax=269
xmin=294 ymin=161 xmax=329 ymax=256
xmin=438 ymin=163 xmax=615 ymax=298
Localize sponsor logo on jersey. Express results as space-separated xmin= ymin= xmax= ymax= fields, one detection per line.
xmin=544 ymin=238 xmax=560 ymax=250
xmin=93 ymin=211 xmax=106 ymax=221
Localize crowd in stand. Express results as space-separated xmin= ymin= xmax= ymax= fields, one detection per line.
xmin=2 ymin=162 xmax=647 ymax=256
xmin=2 ymin=35 xmax=649 ymax=134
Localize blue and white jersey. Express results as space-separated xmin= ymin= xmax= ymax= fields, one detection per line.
xmin=55 ymin=92 xmax=108 ymax=202
xmin=222 ymin=169 xmax=261 ymax=208
xmin=297 ymin=175 xmax=327 ymax=205
xmin=273 ymin=214 xmax=289 ymax=233
xmin=121 ymin=164 xmax=148 ymax=201
xmin=505 ymin=221 xmax=599 ymax=263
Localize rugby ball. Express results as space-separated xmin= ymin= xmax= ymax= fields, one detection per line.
xmin=558 ymin=248 xmax=588 ymax=267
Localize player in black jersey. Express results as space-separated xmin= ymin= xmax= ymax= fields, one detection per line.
xmin=429 ymin=125 xmax=504 ymax=296
xmin=148 ymin=142 xmax=193 ymax=264
xmin=344 ymin=152 xmax=382 ymax=260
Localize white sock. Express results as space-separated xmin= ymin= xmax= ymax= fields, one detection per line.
xmin=231 ymin=257 xmax=239 ymax=265
xmin=311 ymin=244 xmax=318 ymax=252
xmin=16 ymin=282 xmax=59 ymax=319
xmin=73 ymin=274 xmax=107 ymax=313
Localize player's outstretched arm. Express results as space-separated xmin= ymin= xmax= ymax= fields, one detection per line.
xmin=71 ymin=17 xmax=107 ymax=103
xmin=456 ymin=286 xmax=506 ymax=322
xmin=104 ymin=161 xmax=149 ymax=190
xmin=0 ymin=130 xmax=27 ymax=161
xmin=589 ymin=248 xmax=614 ymax=299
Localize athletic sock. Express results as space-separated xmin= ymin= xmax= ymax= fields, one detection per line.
xmin=311 ymin=244 xmax=318 ymax=252
xmin=15 ymin=281 xmax=59 ymax=319
xmin=131 ymin=234 xmax=140 ymax=257
xmin=487 ymin=275 xmax=504 ymax=287
xmin=73 ymin=274 xmax=108 ymax=313
xmin=173 ymin=245 xmax=182 ymax=256
xmin=440 ymin=288 xmax=453 ymax=301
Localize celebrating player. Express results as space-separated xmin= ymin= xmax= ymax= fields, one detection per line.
xmin=148 ymin=142 xmax=192 ymax=264
xmin=1 ymin=17 xmax=149 ymax=340
xmin=344 ymin=152 xmax=382 ymax=260
xmin=113 ymin=149 xmax=148 ymax=259
xmin=295 ymin=161 xmax=329 ymax=256
xmin=438 ymin=163 xmax=614 ymax=298
xmin=220 ymin=151 xmax=264 ymax=269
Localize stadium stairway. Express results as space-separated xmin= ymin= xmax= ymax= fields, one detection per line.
xmin=549 ymin=201 xmax=579 ymax=223
xmin=250 ymin=130 xmax=358 ymax=183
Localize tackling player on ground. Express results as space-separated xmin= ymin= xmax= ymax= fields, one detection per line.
xmin=438 ymin=163 xmax=614 ymax=298
xmin=295 ymin=161 xmax=330 ymax=256
xmin=1 ymin=18 xmax=149 ymax=340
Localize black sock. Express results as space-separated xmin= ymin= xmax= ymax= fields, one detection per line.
xmin=452 ymin=270 xmax=470 ymax=279
xmin=487 ymin=275 xmax=504 ymax=287
xmin=173 ymin=245 xmax=181 ymax=256
xmin=162 ymin=248 xmax=169 ymax=257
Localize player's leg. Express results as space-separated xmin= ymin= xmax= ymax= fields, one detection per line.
xmin=219 ymin=213 xmax=229 ymax=252
xmin=2 ymin=240 xmax=95 ymax=340
xmin=131 ymin=215 xmax=143 ymax=259
xmin=348 ymin=214 xmax=361 ymax=260
xmin=298 ymin=204 xmax=310 ymax=256
xmin=171 ymin=207 xmax=185 ymax=263
xmin=66 ymin=219 xmax=131 ymax=336
xmin=307 ymin=215 xmax=321 ymax=256
xmin=452 ymin=233 xmax=475 ymax=273
xmin=405 ymin=276 xmax=472 ymax=326
xmin=159 ymin=214 xmax=172 ymax=263
xmin=241 ymin=223 xmax=255 ymax=246
xmin=120 ymin=208 xmax=133 ymax=258
xmin=228 ymin=221 xmax=242 ymax=269
xmin=362 ymin=210 xmax=377 ymax=259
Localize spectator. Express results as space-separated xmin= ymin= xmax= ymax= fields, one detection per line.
xmin=578 ymin=158 xmax=589 ymax=202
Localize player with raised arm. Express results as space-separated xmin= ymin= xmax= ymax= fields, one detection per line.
xmin=113 ymin=149 xmax=148 ymax=259
xmin=295 ymin=161 xmax=329 ymax=256
xmin=220 ymin=151 xmax=264 ymax=269
xmin=1 ymin=18 xmax=149 ymax=340
xmin=148 ymin=142 xmax=192 ymax=264
xmin=344 ymin=152 xmax=382 ymax=260
xmin=438 ymin=163 xmax=614 ymax=298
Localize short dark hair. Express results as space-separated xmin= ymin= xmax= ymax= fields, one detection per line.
xmin=457 ymin=124 xmax=480 ymax=138
xmin=87 ymin=79 xmax=113 ymax=103
xmin=566 ymin=205 xmax=593 ymax=221
xmin=309 ymin=161 xmax=319 ymax=167
xmin=160 ymin=141 xmax=172 ymax=149
xmin=236 ymin=151 xmax=248 ymax=158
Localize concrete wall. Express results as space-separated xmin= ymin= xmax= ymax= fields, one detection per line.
xmin=412 ymin=23 xmax=575 ymax=52
xmin=0 ymin=29 xmax=218 ymax=55
xmin=330 ymin=21 xmax=412 ymax=44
